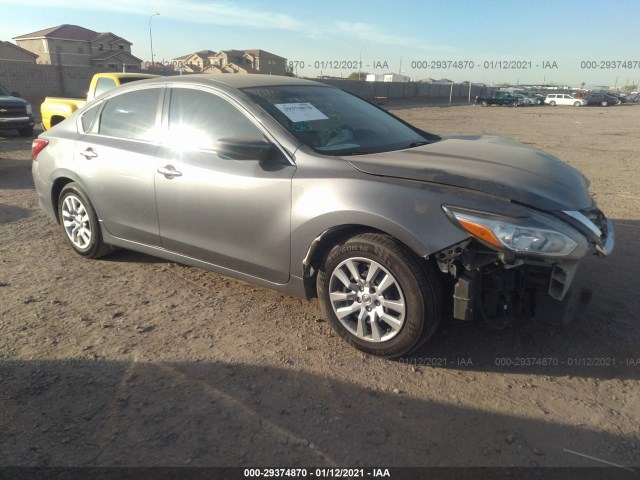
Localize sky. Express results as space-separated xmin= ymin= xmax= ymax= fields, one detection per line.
xmin=2 ymin=0 xmax=639 ymax=88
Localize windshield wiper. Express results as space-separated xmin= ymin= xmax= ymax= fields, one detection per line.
xmin=408 ymin=141 xmax=430 ymax=147
xmin=339 ymin=151 xmax=374 ymax=156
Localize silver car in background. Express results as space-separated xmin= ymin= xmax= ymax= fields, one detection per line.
xmin=32 ymin=75 xmax=614 ymax=357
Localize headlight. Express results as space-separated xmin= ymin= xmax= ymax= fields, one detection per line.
xmin=443 ymin=206 xmax=583 ymax=257
xmin=26 ymin=103 xmax=32 ymax=115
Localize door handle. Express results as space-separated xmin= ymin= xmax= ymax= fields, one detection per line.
xmin=157 ymin=165 xmax=183 ymax=178
xmin=79 ymin=148 xmax=98 ymax=159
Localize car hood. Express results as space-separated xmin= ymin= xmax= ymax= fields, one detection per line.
xmin=0 ymin=96 xmax=28 ymax=106
xmin=346 ymin=135 xmax=592 ymax=211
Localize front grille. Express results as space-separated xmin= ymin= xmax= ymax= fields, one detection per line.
xmin=0 ymin=105 xmax=27 ymax=118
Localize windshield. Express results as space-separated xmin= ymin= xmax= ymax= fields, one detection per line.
xmin=0 ymin=84 xmax=11 ymax=96
xmin=242 ymin=85 xmax=438 ymax=155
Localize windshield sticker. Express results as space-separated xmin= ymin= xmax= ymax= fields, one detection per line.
xmin=275 ymin=103 xmax=329 ymax=122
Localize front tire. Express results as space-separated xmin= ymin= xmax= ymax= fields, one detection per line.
xmin=18 ymin=126 xmax=33 ymax=137
xmin=317 ymin=233 xmax=442 ymax=357
xmin=58 ymin=183 xmax=112 ymax=258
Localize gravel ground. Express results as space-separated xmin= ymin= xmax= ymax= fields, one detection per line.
xmin=1 ymin=103 xmax=639 ymax=469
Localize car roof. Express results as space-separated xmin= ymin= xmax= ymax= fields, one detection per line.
xmin=132 ymin=74 xmax=329 ymax=90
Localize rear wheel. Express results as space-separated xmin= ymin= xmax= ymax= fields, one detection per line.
xmin=58 ymin=183 xmax=112 ymax=258
xmin=574 ymin=101 xmax=581 ymax=106
xmin=481 ymin=100 xmax=488 ymax=106
xmin=317 ymin=233 xmax=442 ymax=357
xmin=550 ymin=101 xmax=556 ymax=106
xmin=601 ymin=101 xmax=608 ymax=107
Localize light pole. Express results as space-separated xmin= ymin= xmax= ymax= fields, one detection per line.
xmin=149 ymin=12 xmax=160 ymax=66
xmin=359 ymin=46 xmax=365 ymax=80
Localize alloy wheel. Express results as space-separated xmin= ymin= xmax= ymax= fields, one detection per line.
xmin=328 ymin=257 xmax=406 ymax=342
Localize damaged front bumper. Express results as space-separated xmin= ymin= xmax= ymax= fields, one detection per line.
xmin=436 ymin=207 xmax=615 ymax=325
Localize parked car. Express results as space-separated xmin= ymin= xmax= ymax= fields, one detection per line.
xmin=513 ymin=94 xmax=534 ymax=106
xmin=607 ymin=92 xmax=628 ymax=103
xmin=31 ymin=75 xmax=614 ymax=358
xmin=0 ymin=83 xmax=35 ymax=137
xmin=40 ymin=72 xmax=157 ymax=130
xmin=474 ymin=91 xmax=518 ymax=106
xmin=544 ymin=94 xmax=587 ymax=107
xmin=584 ymin=93 xmax=620 ymax=106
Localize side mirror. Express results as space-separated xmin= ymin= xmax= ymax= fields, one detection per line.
xmin=215 ymin=137 xmax=277 ymax=162
xmin=11 ymin=92 xmax=20 ymax=97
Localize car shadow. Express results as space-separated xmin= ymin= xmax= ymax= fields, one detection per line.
xmin=0 ymin=158 xmax=35 ymax=190
xmin=101 ymin=249 xmax=169 ymax=265
xmin=0 ymin=204 xmax=32 ymax=224
xmin=1 ymin=359 xmax=638 ymax=471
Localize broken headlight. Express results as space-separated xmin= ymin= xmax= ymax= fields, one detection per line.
xmin=442 ymin=206 xmax=588 ymax=258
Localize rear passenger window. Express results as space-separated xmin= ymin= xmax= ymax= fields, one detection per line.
xmin=99 ymin=89 xmax=160 ymax=141
xmin=167 ymin=88 xmax=263 ymax=150
xmin=80 ymin=103 xmax=100 ymax=133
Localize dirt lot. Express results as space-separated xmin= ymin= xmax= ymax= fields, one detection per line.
xmin=1 ymin=104 xmax=639 ymax=469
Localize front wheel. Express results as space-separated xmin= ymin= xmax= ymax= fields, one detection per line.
xmin=18 ymin=126 xmax=33 ymax=137
xmin=317 ymin=233 xmax=442 ymax=357
xmin=58 ymin=183 xmax=112 ymax=258
xmin=481 ymin=100 xmax=488 ymax=106
xmin=549 ymin=101 xmax=556 ymax=106
xmin=601 ymin=101 xmax=608 ymax=107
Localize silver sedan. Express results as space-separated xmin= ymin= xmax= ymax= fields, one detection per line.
xmin=32 ymin=75 xmax=613 ymax=357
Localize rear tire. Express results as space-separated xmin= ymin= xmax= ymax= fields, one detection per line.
xmin=317 ymin=233 xmax=443 ymax=358
xmin=58 ymin=183 xmax=112 ymax=259
xmin=574 ymin=101 xmax=581 ymax=107
xmin=550 ymin=101 xmax=556 ymax=106
xmin=601 ymin=101 xmax=608 ymax=107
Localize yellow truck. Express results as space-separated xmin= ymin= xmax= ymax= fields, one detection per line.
xmin=40 ymin=72 xmax=157 ymax=130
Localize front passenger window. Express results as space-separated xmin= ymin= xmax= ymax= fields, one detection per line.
xmin=167 ymin=88 xmax=264 ymax=150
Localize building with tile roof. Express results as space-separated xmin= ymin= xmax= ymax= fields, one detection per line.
xmin=172 ymin=49 xmax=287 ymax=75
xmin=13 ymin=24 xmax=142 ymax=69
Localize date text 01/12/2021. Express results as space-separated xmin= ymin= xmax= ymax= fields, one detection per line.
xmin=243 ymin=468 xmax=391 ymax=477
xmin=287 ymin=59 xmax=561 ymax=70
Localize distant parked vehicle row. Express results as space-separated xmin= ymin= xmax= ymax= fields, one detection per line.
xmin=475 ymin=90 xmax=634 ymax=109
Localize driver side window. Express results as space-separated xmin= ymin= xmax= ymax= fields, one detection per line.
xmin=167 ymin=88 xmax=263 ymax=151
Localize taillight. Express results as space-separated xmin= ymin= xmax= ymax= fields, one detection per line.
xmin=32 ymin=139 xmax=49 ymax=161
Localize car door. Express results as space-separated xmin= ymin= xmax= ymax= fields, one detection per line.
xmin=154 ymin=86 xmax=295 ymax=284
xmin=73 ymin=86 xmax=163 ymax=246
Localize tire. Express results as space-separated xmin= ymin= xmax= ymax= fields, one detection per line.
xmin=18 ymin=126 xmax=33 ymax=137
xmin=574 ymin=101 xmax=581 ymax=107
xmin=550 ymin=101 xmax=556 ymax=106
xmin=601 ymin=101 xmax=608 ymax=107
xmin=481 ymin=100 xmax=488 ymax=107
xmin=317 ymin=233 xmax=443 ymax=358
xmin=58 ymin=183 xmax=112 ymax=258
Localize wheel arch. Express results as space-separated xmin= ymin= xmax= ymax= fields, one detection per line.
xmin=300 ymin=222 xmax=443 ymax=299
xmin=51 ymin=177 xmax=76 ymax=223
